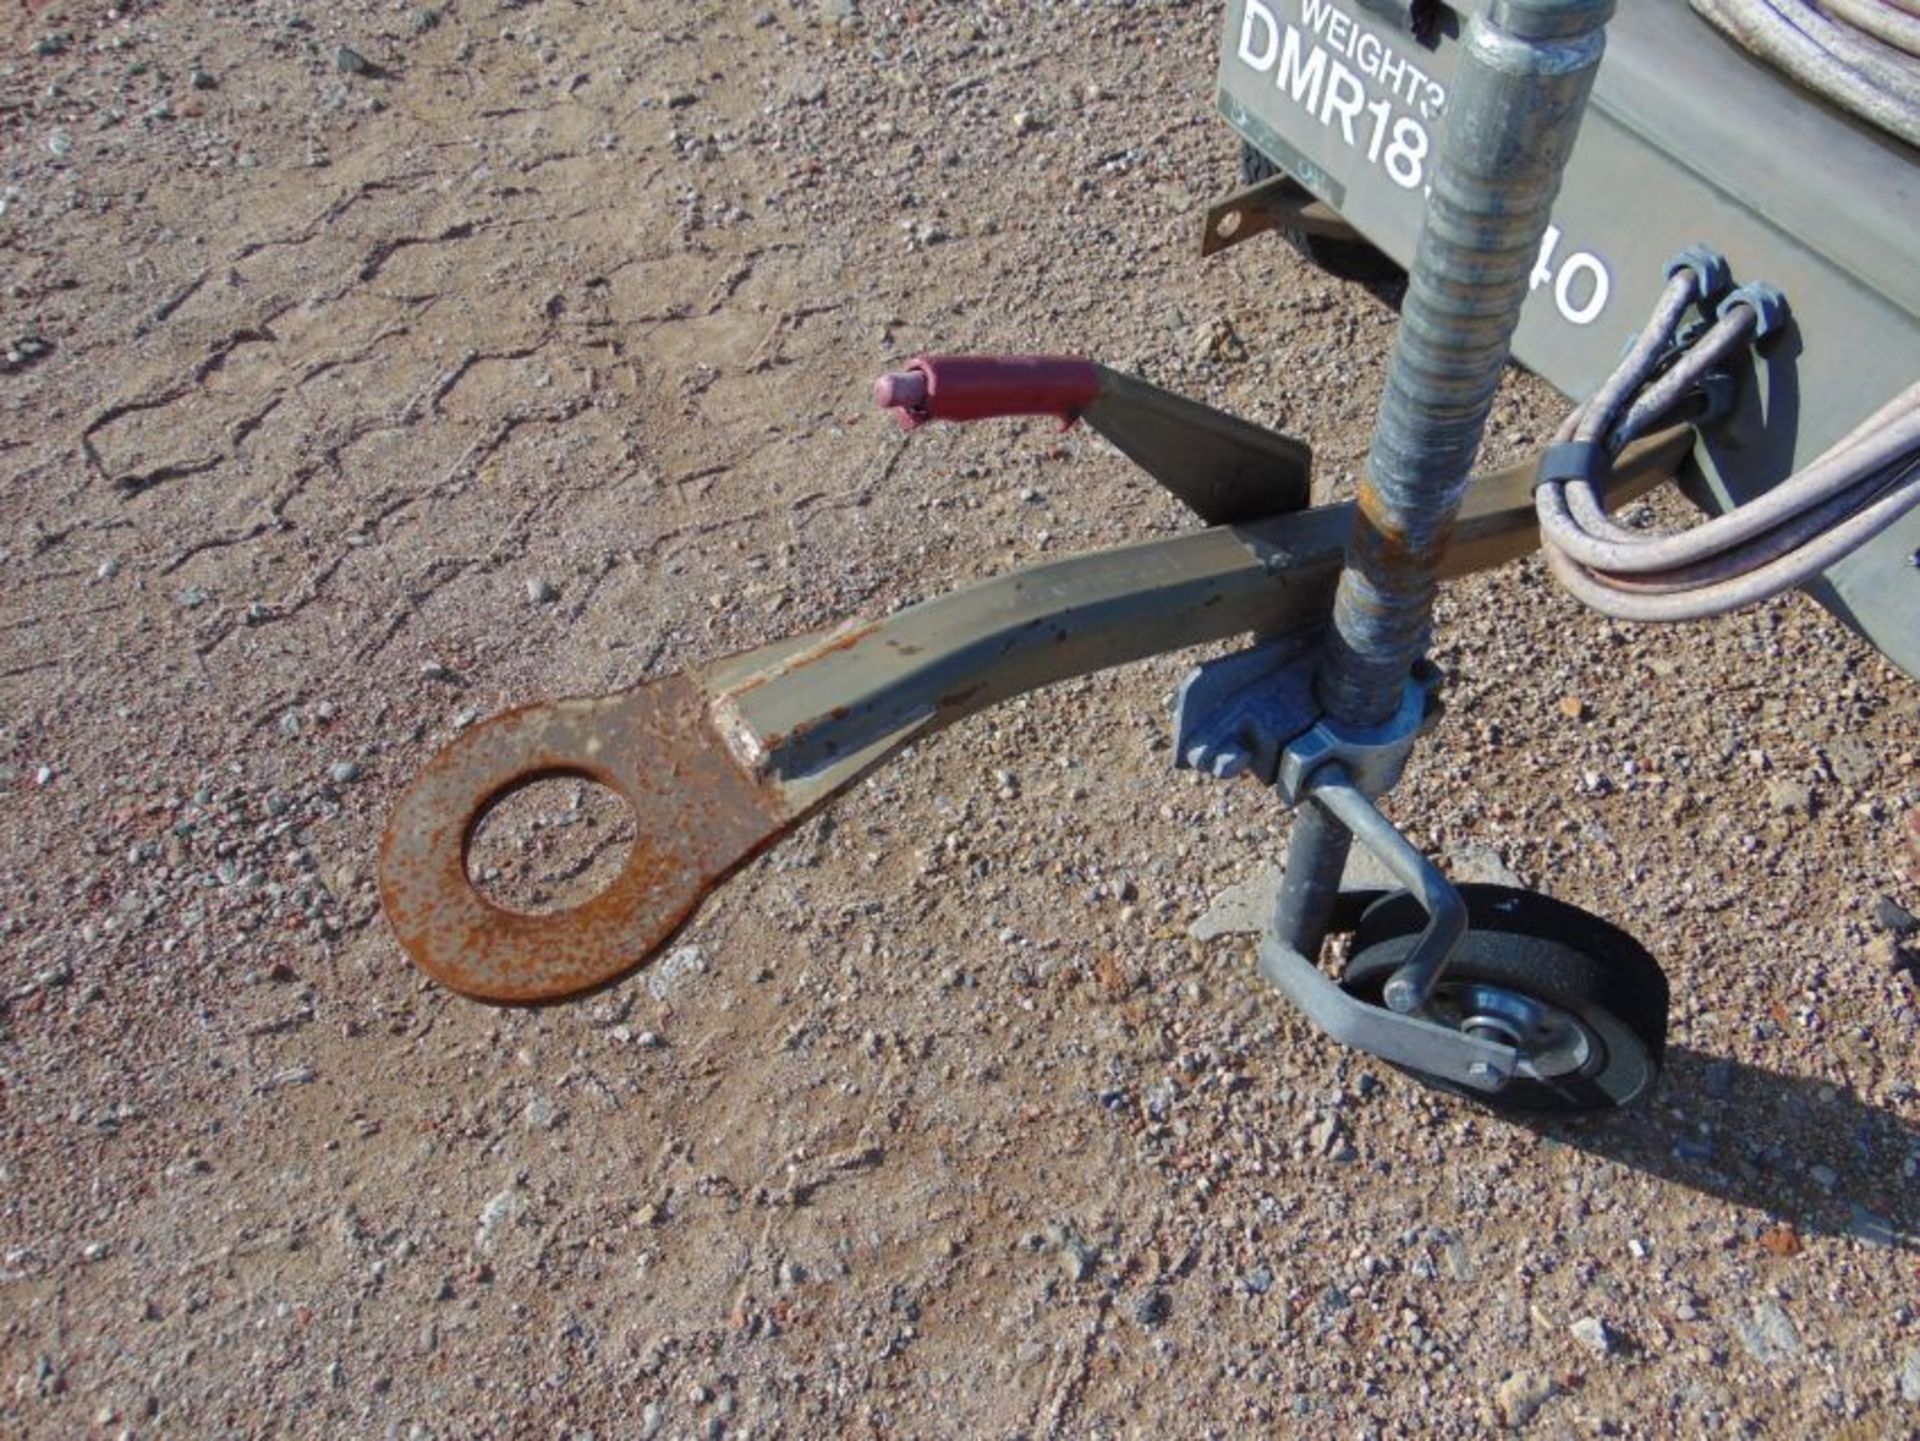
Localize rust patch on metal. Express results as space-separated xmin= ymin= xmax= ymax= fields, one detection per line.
xmin=728 ymin=618 xmax=882 ymax=696
xmin=378 ymin=675 xmax=792 ymax=1003
xmin=794 ymin=618 xmax=882 ymax=661
xmin=1353 ymin=477 xmax=1455 ymax=588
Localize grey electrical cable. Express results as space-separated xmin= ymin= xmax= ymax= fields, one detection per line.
xmin=1780 ymin=0 xmax=1920 ymax=91
xmin=1588 ymin=458 xmax=1920 ymax=592
xmin=1609 ymin=306 xmax=1756 ymax=448
xmin=1535 ymin=264 xmax=1920 ymax=622
xmin=1558 ymin=303 xmax=1765 ymax=542
xmin=1555 ymin=283 xmax=1718 ymax=536
xmin=1690 ymin=0 xmax=1920 ymax=150
xmin=1578 ymin=272 xmax=1699 ymax=445
xmin=1542 ymin=396 xmax=1920 ymax=574
xmin=1543 ymin=465 xmax=1920 ymax=620
xmin=1819 ymin=0 xmax=1920 ymax=59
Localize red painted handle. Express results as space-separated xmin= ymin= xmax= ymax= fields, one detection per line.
xmin=873 ymin=354 xmax=1103 ymax=432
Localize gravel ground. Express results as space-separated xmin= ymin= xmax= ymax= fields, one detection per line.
xmin=2 ymin=2 xmax=1918 ymax=1438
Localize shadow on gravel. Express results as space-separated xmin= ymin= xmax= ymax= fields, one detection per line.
xmin=1529 ymin=1046 xmax=1918 ymax=1249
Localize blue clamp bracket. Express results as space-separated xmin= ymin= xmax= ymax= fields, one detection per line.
xmin=1664 ymin=244 xmax=1731 ymax=304
xmin=1535 ymin=439 xmax=1611 ymax=492
xmin=1672 ymin=315 xmax=1711 ymax=351
xmin=1689 ymin=371 xmax=1737 ymax=425
xmin=1718 ymin=281 xmax=1790 ymax=342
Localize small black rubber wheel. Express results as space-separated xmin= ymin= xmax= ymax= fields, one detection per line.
xmin=1239 ymin=142 xmax=1402 ymax=287
xmin=1341 ymin=885 xmax=1669 ymax=1114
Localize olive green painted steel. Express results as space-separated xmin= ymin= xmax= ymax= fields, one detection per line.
xmin=381 ymin=429 xmax=1688 ymax=1002
xmin=1083 ymin=368 xmax=1314 ymax=525
xmin=1216 ymin=0 xmax=1920 ymax=678
xmin=1200 ymin=171 xmax=1367 ymax=256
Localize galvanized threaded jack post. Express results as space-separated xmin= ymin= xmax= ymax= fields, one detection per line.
xmin=1273 ymin=0 xmax=1616 ymax=962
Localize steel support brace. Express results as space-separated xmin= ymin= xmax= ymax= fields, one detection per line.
xmin=1199 ymin=172 xmax=1366 ymax=259
xmin=1306 ymin=769 xmax=1466 ymax=1016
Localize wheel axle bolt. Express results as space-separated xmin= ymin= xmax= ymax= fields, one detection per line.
xmin=1382 ymin=976 xmax=1421 ymax=1014
xmin=1467 ymin=1059 xmax=1503 ymax=1088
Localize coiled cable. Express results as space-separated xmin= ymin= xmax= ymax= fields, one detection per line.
xmin=1691 ymin=0 xmax=1920 ymax=150
xmin=1535 ymin=262 xmax=1920 ymax=622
